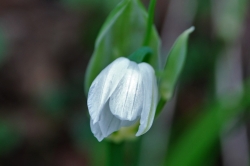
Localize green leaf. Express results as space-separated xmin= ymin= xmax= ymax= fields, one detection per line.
xmin=165 ymin=81 xmax=250 ymax=166
xmin=128 ymin=46 xmax=152 ymax=63
xmin=84 ymin=0 xmax=161 ymax=94
xmin=160 ymin=27 xmax=194 ymax=101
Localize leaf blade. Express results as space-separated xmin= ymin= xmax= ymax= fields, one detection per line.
xmin=160 ymin=27 xmax=194 ymax=101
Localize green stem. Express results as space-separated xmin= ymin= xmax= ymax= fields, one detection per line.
xmin=132 ymin=138 xmax=142 ymax=166
xmin=143 ymin=0 xmax=157 ymax=46
xmin=108 ymin=141 xmax=124 ymax=166
xmin=155 ymin=98 xmax=166 ymax=117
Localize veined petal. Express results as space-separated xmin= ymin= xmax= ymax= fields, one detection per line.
xmin=136 ymin=63 xmax=158 ymax=136
xmin=99 ymin=104 xmax=138 ymax=137
xmin=99 ymin=103 xmax=121 ymax=138
xmin=109 ymin=61 xmax=143 ymax=121
xmin=91 ymin=103 xmax=138 ymax=142
xmin=88 ymin=57 xmax=130 ymax=123
xmin=90 ymin=119 xmax=105 ymax=142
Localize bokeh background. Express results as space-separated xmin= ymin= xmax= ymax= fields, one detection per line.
xmin=0 ymin=0 xmax=250 ymax=165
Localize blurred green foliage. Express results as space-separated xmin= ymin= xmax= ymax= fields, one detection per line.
xmin=165 ymin=81 xmax=250 ymax=166
xmin=38 ymin=86 xmax=68 ymax=118
xmin=70 ymin=113 xmax=108 ymax=166
xmin=0 ymin=122 xmax=20 ymax=156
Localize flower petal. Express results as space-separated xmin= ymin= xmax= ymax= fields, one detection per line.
xmin=109 ymin=61 xmax=143 ymax=121
xmin=98 ymin=103 xmax=122 ymax=138
xmin=90 ymin=119 xmax=105 ymax=142
xmin=90 ymin=103 xmax=138 ymax=141
xmin=136 ymin=63 xmax=158 ymax=136
xmin=87 ymin=57 xmax=130 ymax=123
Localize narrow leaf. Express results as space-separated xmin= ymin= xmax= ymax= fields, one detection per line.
xmin=160 ymin=27 xmax=194 ymax=101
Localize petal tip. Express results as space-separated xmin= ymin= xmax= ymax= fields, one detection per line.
xmin=96 ymin=137 xmax=104 ymax=142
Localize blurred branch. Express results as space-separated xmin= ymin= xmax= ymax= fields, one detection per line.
xmin=212 ymin=0 xmax=250 ymax=165
xmin=0 ymin=26 xmax=7 ymax=67
xmin=215 ymin=43 xmax=249 ymax=166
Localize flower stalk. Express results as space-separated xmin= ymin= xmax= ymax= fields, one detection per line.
xmin=108 ymin=141 xmax=125 ymax=166
xmin=143 ymin=0 xmax=157 ymax=46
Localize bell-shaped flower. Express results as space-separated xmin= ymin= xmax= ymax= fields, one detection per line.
xmin=87 ymin=57 xmax=158 ymax=141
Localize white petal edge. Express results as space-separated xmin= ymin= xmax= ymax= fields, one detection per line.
xmin=109 ymin=61 xmax=143 ymax=121
xmin=87 ymin=57 xmax=130 ymax=124
xmin=90 ymin=102 xmax=138 ymax=142
xmin=136 ymin=63 xmax=158 ymax=136
xmin=90 ymin=119 xmax=104 ymax=142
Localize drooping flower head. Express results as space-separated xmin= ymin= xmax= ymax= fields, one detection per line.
xmin=87 ymin=57 xmax=158 ymax=141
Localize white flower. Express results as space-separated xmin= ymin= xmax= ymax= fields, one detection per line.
xmin=87 ymin=57 xmax=158 ymax=141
